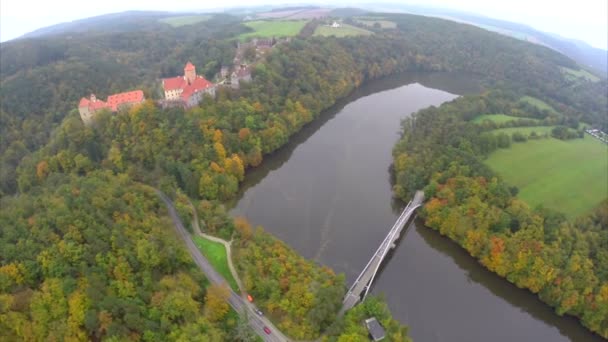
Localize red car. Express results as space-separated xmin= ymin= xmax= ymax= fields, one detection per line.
xmin=263 ymin=326 xmax=271 ymax=335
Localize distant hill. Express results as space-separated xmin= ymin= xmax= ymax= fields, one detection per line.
xmin=19 ymin=11 xmax=174 ymax=39
xmin=359 ymin=3 xmax=607 ymax=76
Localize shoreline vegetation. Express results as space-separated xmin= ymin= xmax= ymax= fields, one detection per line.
xmin=1 ymin=11 xmax=606 ymax=341
xmin=392 ymin=90 xmax=608 ymax=338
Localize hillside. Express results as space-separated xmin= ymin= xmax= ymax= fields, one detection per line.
xmin=1 ymin=9 xmax=607 ymax=340
xmin=360 ymin=3 xmax=607 ymax=75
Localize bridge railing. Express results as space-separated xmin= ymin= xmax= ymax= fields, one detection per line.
xmin=344 ymin=200 xmax=414 ymax=299
xmin=362 ymin=204 xmax=418 ymax=299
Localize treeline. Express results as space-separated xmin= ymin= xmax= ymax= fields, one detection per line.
xmin=4 ymin=12 xmax=607 ymax=198
xmin=392 ymin=91 xmax=608 ymax=338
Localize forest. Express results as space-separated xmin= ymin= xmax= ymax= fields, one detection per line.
xmin=392 ymin=91 xmax=608 ymax=338
xmin=1 ymin=10 xmax=606 ymax=341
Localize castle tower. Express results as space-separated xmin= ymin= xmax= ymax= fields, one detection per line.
xmin=184 ymin=61 xmax=196 ymax=85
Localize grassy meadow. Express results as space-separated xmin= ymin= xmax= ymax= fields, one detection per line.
xmin=314 ymin=23 xmax=372 ymax=37
xmin=239 ymin=20 xmax=308 ymax=39
xmin=160 ymin=15 xmax=211 ymax=27
xmin=485 ymin=136 xmax=607 ymax=218
xmin=472 ymin=114 xmax=538 ymax=124
xmin=193 ymin=235 xmax=239 ymax=291
xmin=520 ymin=96 xmax=557 ymax=113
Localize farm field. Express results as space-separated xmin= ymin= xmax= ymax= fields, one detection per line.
xmin=255 ymin=8 xmax=331 ymax=19
xmin=313 ymin=23 xmax=372 ymax=37
xmin=239 ymin=20 xmax=307 ymax=39
xmin=472 ymin=114 xmax=538 ymax=124
xmin=485 ymin=136 xmax=607 ymax=218
xmin=193 ymin=235 xmax=239 ymax=291
xmin=160 ymin=15 xmax=211 ymax=27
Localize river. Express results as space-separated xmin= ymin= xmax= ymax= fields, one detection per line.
xmin=229 ymin=72 xmax=603 ymax=342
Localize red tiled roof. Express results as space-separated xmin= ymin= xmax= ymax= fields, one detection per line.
xmin=184 ymin=61 xmax=195 ymax=71
xmin=106 ymin=90 xmax=145 ymax=111
xmin=78 ymin=90 xmax=143 ymax=113
xmin=163 ymin=76 xmax=186 ymax=91
xmin=163 ymin=75 xmax=214 ymax=101
xmin=79 ymin=96 xmax=108 ymax=110
xmin=90 ymin=99 xmax=109 ymax=110
xmin=79 ymin=98 xmax=90 ymax=107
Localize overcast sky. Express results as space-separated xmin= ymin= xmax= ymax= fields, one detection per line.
xmin=1 ymin=0 xmax=606 ymax=49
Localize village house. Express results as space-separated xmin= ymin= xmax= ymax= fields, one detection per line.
xmin=162 ymin=62 xmax=216 ymax=108
xmin=78 ymin=90 xmax=145 ymax=125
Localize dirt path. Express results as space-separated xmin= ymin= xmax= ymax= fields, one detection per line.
xmin=188 ymin=200 xmax=245 ymax=294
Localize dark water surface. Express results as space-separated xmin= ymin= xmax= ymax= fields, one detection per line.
xmin=229 ymin=73 xmax=603 ymax=342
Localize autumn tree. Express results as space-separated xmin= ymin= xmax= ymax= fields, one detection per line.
xmin=204 ymin=284 xmax=230 ymax=322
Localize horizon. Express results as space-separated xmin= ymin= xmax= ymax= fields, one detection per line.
xmin=1 ymin=0 xmax=607 ymax=50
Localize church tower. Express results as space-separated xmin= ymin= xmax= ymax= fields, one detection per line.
xmin=184 ymin=61 xmax=196 ymax=84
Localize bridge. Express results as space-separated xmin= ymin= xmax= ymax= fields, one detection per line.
xmin=341 ymin=190 xmax=425 ymax=314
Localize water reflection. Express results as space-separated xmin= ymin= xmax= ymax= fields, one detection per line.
xmin=229 ymin=72 xmax=600 ymax=342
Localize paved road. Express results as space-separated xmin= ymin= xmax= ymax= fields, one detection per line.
xmin=157 ymin=191 xmax=289 ymax=342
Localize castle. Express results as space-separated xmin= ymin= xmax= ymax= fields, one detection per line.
xmin=77 ymin=62 xmax=223 ymax=124
xmin=162 ymin=62 xmax=216 ymax=107
xmin=78 ymin=90 xmax=145 ymax=125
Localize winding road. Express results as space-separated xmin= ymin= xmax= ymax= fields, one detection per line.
xmin=157 ymin=191 xmax=289 ymax=342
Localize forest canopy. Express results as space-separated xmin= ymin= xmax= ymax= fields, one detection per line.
xmin=1 ymin=9 xmax=606 ymax=341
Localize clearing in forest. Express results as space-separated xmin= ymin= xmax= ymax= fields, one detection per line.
xmin=239 ymin=20 xmax=308 ymax=39
xmin=314 ymin=23 xmax=372 ymax=37
xmin=519 ymin=96 xmax=557 ymax=113
xmin=193 ymin=235 xmax=239 ymax=291
xmin=560 ymin=67 xmax=601 ymax=82
xmin=485 ymin=136 xmax=607 ymax=218
xmin=472 ymin=114 xmax=538 ymax=124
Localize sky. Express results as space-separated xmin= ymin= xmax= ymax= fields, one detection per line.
xmin=1 ymin=0 xmax=606 ymax=49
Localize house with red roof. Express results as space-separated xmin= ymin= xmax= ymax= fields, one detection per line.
xmin=162 ymin=62 xmax=216 ymax=108
xmin=78 ymin=90 xmax=145 ymax=125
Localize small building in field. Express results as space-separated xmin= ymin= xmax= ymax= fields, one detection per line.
xmin=331 ymin=21 xmax=341 ymax=28
xmin=365 ymin=317 xmax=386 ymax=341
xmin=78 ymin=90 xmax=145 ymax=125
xmin=162 ymin=61 xmax=216 ymax=108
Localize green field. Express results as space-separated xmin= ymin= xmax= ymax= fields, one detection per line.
xmin=520 ymin=96 xmax=557 ymax=113
xmin=193 ymin=236 xmax=239 ymax=291
xmin=160 ymin=15 xmax=211 ymax=27
xmin=355 ymin=18 xmax=397 ymax=29
xmin=491 ymin=125 xmax=555 ymax=136
xmin=485 ymin=137 xmax=607 ymax=218
xmin=239 ymin=20 xmax=308 ymax=39
xmin=314 ymin=23 xmax=372 ymax=37
xmin=560 ymin=66 xmax=601 ymax=82
xmin=472 ymin=114 xmax=538 ymax=124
